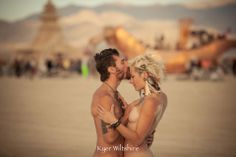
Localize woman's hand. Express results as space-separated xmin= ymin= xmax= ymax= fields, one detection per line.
xmin=146 ymin=130 xmax=156 ymax=147
xmin=118 ymin=94 xmax=128 ymax=109
xmin=97 ymin=104 xmax=117 ymax=124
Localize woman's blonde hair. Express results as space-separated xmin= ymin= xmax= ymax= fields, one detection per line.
xmin=129 ymin=53 xmax=165 ymax=94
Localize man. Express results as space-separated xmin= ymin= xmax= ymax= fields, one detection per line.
xmin=91 ymin=48 xmax=154 ymax=157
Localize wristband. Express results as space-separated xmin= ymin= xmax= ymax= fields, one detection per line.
xmin=109 ymin=119 xmax=121 ymax=129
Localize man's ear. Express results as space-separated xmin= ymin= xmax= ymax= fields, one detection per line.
xmin=108 ymin=66 xmax=116 ymax=74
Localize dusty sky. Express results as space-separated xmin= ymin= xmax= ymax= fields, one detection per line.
xmin=0 ymin=0 xmax=235 ymax=22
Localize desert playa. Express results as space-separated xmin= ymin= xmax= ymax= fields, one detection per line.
xmin=0 ymin=76 xmax=235 ymax=157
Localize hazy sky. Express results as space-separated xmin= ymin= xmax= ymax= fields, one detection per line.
xmin=0 ymin=0 xmax=234 ymax=22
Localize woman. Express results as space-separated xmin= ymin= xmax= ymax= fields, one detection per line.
xmin=97 ymin=53 xmax=168 ymax=157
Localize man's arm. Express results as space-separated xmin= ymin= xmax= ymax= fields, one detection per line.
xmin=99 ymin=95 xmax=120 ymax=144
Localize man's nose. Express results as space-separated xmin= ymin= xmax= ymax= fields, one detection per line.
xmin=126 ymin=67 xmax=131 ymax=80
xmin=129 ymin=79 xmax=132 ymax=84
xmin=124 ymin=59 xmax=128 ymax=65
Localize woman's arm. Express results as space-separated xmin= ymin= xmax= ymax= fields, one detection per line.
xmin=98 ymin=97 xmax=159 ymax=146
xmin=117 ymin=97 xmax=159 ymax=146
xmin=120 ymin=99 xmax=140 ymax=125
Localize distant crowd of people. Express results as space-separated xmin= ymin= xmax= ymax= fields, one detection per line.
xmin=0 ymin=55 xmax=98 ymax=79
xmin=184 ymin=57 xmax=236 ymax=81
xmin=1 ymin=55 xmax=236 ymax=80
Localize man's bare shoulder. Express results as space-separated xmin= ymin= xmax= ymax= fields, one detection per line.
xmin=92 ymin=87 xmax=111 ymax=103
xmin=93 ymin=88 xmax=103 ymax=96
xmin=91 ymin=87 xmax=113 ymax=117
xmin=92 ymin=88 xmax=113 ymax=107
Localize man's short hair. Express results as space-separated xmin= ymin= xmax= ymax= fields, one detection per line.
xmin=94 ymin=48 xmax=119 ymax=81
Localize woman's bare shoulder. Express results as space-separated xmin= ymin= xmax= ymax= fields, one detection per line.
xmin=128 ymin=99 xmax=141 ymax=107
xmin=142 ymin=94 xmax=162 ymax=110
xmin=145 ymin=94 xmax=160 ymax=103
xmin=125 ymin=99 xmax=141 ymax=112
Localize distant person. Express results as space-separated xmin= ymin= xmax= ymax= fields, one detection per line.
xmin=46 ymin=59 xmax=53 ymax=75
xmin=81 ymin=57 xmax=89 ymax=77
xmin=232 ymin=58 xmax=236 ymax=76
xmin=13 ymin=59 xmax=22 ymax=77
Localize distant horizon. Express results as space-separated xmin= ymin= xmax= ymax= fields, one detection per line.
xmin=0 ymin=0 xmax=235 ymax=22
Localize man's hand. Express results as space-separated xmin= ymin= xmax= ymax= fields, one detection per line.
xmin=98 ymin=104 xmax=117 ymax=124
xmin=146 ymin=130 xmax=156 ymax=147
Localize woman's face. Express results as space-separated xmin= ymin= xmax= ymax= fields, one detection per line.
xmin=129 ymin=66 xmax=146 ymax=91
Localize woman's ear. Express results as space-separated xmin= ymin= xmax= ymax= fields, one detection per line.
xmin=141 ymin=71 xmax=149 ymax=80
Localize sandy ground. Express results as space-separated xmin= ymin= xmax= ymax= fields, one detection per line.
xmin=0 ymin=76 xmax=236 ymax=157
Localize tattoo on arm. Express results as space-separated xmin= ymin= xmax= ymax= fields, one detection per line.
xmin=101 ymin=120 xmax=110 ymax=134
